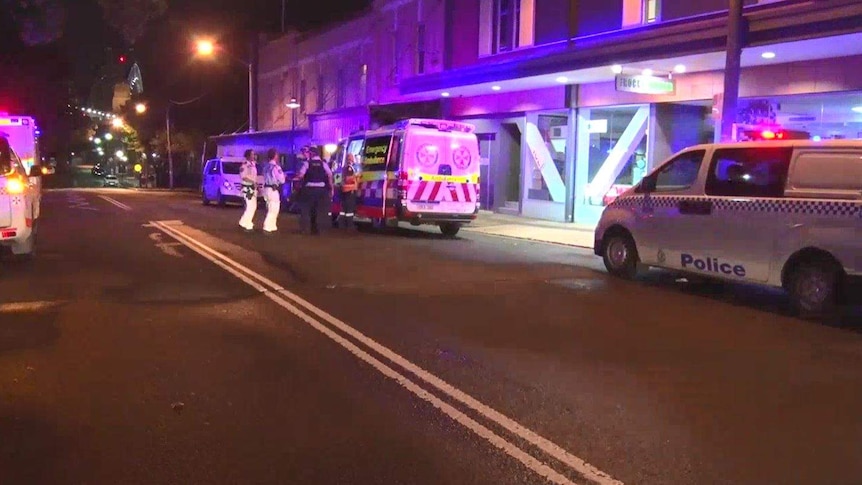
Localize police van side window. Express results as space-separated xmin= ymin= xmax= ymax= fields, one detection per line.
xmin=705 ymin=147 xmax=792 ymax=198
xmin=207 ymin=161 xmax=219 ymax=174
xmin=645 ymin=150 xmax=705 ymax=193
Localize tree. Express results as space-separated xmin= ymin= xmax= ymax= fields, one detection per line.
xmin=3 ymin=0 xmax=65 ymax=46
xmin=96 ymin=0 xmax=168 ymax=46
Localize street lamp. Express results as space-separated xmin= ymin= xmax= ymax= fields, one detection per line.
xmin=135 ymin=103 xmax=147 ymax=114
xmin=104 ymin=133 xmax=113 ymax=141
xmin=195 ymin=37 xmax=255 ymax=132
xmin=286 ymin=97 xmax=300 ymax=158
xmin=112 ymin=118 xmax=125 ymax=129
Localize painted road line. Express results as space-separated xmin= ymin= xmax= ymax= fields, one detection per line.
xmin=150 ymin=220 xmax=621 ymax=485
xmin=0 ymin=300 xmax=64 ymax=313
xmin=99 ymin=195 xmax=133 ymax=211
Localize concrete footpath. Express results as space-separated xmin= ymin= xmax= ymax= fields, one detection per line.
xmin=463 ymin=211 xmax=595 ymax=249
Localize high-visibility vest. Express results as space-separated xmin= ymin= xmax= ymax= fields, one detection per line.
xmin=342 ymin=165 xmax=357 ymax=192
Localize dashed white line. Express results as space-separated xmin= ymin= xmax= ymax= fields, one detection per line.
xmin=150 ymin=220 xmax=622 ymax=485
xmin=99 ymin=195 xmax=132 ymax=211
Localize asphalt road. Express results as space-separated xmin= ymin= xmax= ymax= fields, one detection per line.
xmin=2 ymin=188 xmax=861 ymax=485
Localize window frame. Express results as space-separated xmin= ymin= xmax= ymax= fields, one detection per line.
xmin=492 ymin=0 xmax=520 ymax=54
xmin=704 ymin=147 xmax=793 ymax=199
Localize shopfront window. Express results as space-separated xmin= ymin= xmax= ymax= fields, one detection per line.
xmin=734 ymin=92 xmax=862 ymax=141
xmin=525 ymin=113 xmax=568 ymax=202
xmin=583 ymin=105 xmax=650 ymax=206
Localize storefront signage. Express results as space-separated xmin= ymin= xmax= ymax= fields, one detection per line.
xmin=615 ymin=75 xmax=675 ymax=95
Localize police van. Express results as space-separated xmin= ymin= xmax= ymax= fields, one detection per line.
xmin=201 ymin=157 xmax=264 ymax=206
xmin=0 ymin=134 xmax=41 ymax=259
xmin=594 ymin=139 xmax=862 ymax=318
xmin=330 ymin=118 xmax=481 ymax=236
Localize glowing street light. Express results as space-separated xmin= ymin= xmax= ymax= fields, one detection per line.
xmin=112 ymin=118 xmax=125 ymax=129
xmin=115 ymin=150 xmax=125 ymax=158
xmin=104 ymin=133 xmax=113 ymax=141
xmin=195 ymin=39 xmax=215 ymax=57
xmin=135 ymin=103 xmax=147 ymax=114
xmin=93 ymin=138 xmax=102 ymax=145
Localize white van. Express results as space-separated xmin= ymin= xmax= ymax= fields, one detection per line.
xmin=201 ymin=157 xmax=264 ymax=206
xmin=594 ymin=140 xmax=862 ymax=317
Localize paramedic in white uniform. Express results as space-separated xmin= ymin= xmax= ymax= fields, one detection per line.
xmin=262 ymin=148 xmax=286 ymax=234
xmin=238 ymin=149 xmax=258 ymax=232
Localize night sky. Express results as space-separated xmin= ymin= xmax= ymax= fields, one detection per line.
xmin=0 ymin=0 xmax=370 ymax=155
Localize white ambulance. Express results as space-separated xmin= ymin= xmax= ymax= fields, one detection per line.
xmin=594 ymin=139 xmax=862 ymax=318
xmin=0 ymin=133 xmax=41 ymax=259
xmin=332 ymin=118 xmax=481 ymax=236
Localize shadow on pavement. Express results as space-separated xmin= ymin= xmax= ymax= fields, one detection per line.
xmin=638 ymin=269 xmax=862 ymax=330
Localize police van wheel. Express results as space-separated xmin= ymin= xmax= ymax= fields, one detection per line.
xmin=202 ymin=191 xmax=211 ymax=205
xmin=603 ymin=234 xmax=639 ymax=279
xmin=788 ymin=260 xmax=842 ymax=319
xmin=217 ymin=193 xmax=226 ymax=207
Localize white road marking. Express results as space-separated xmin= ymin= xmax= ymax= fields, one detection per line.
xmin=150 ymin=220 xmax=621 ymax=485
xmin=0 ymin=300 xmax=64 ymax=313
xmin=148 ymin=232 xmax=184 ymax=258
xmin=99 ymin=195 xmax=132 ymax=211
xmin=67 ymin=194 xmax=98 ymax=211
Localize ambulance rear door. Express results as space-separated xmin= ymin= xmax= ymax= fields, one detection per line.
xmin=402 ymin=126 xmax=480 ymax=215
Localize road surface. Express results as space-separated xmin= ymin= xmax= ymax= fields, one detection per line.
xmin=2 ymin=188 xmax=861 ymax=485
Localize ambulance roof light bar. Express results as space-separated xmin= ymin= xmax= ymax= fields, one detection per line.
xmin=397 ymin=118 xmax=476 ymax=133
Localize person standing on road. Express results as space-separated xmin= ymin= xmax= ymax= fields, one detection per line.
xmin=293 ymin=146 xmax=333 ymax=235
xmin=238 ymin=149 xmax=258 ymax=232
xmin=339 ymin=153 xmax=358 ymax=229
xmin=262 ymin=148 xmax=286 ymax=234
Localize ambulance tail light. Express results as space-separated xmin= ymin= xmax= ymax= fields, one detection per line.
xmin=397 ymin=171 xmax=408 ymax=199
xmin=6 ymin=175 xmax=25 ymax=194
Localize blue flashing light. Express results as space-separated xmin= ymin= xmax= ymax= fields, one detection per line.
xmin=812 ymin=135 xmax=822 ymax=141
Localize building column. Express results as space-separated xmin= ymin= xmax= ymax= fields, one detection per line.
xmin=564 ymin=107 xmax=577 ymax=223
xmin=719 ymin=0 xmax=746 ymax=142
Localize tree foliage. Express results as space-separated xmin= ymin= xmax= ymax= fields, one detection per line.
xmin=3 ymin=0 xmax=65 ymax=46
xmin=96 ymin=0 xmax=168 ymax=46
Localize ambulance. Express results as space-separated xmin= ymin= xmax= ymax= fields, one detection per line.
xmin=331 ymin=118 xmax=481 ymax=236
xmin=0 ymin=114 xmax=40 ymax=175
xmin=0 ymin=133 xmax=41 ymax=259
xmin=594 ymin=139 xmax=862 ymax=319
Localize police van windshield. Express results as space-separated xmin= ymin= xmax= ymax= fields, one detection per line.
xmin=0 ymin=137 xmax=12 ymax=175
xmin=221 ymin=161 xmax=243 ymax=175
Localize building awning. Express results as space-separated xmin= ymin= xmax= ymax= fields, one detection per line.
xmin=398 ymin=0 xmax=862 ymax=98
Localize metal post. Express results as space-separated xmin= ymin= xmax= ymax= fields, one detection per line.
xmin=166 ymin=105 xmax=174 ymax=190
xmin=281 ymin=0 xmax=286 ymax=33
xmin=719 ymin=0 xmax=745 ymax=142
xmin=248 ymin=63 xmax=255 ymax=133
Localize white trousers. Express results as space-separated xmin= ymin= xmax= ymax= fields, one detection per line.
xmin=263 ymin=187 xmax=281 ymax=232
xmin=239 ymin=191 xmax=257 ymax=230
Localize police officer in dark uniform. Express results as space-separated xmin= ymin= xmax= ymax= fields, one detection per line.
xmin=293 ymin=146 xmax=334 ymax=235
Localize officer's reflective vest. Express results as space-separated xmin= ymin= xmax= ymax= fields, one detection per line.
xmin=342 ymin=165 xmax=357 ymax=192
xmin=303 ymin=159 xmax=329 ymax=188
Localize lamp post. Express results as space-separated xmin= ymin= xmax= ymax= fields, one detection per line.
xmin=196 ymin=38 xmax=255 ymax=133
xmin=286 ymin=97 xmax=300 ymax=159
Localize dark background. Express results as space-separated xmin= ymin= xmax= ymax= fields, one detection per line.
xmin=0 ymin=0 xmax=371 ymax=160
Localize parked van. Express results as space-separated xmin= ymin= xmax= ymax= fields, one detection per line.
xmin=594 ymin=140 xmax=862 ymax=318
xmin=201 ymin=157 xmax=264 ymax=206
xmin=0 ymin=134 xmax=41 ymax=259
xmin=330 ymin=118 xmax=481 ymax=236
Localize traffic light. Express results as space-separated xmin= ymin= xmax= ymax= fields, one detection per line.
xmin=119 ymin=55 xmax=127 ymax=63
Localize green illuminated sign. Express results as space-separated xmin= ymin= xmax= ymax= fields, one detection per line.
xmin=615 ymin=75 xmax=675 ymax=95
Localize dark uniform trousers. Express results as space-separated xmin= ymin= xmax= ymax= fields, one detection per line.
xmin=299 ymin=187 xmax=330 ymax=234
